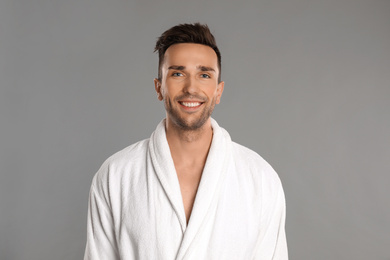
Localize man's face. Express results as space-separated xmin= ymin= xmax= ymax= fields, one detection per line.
xmin=154 ymin=43 xmax=224 ymax=131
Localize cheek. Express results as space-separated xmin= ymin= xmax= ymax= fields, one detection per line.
xmin=161 ymin=87 xmax=176 ymax=102
xmin=208 ymin=88 xmax=219 ymax=97
xmin=160 ymin=85 xmax=171 ymax=98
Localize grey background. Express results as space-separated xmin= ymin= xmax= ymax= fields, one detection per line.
xmin=1 ymin=0 xmax=389 ymax=259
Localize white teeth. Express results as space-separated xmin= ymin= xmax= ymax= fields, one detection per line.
xmin=181 ymin=102 xmax=201 ymax=107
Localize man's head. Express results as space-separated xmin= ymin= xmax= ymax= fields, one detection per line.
xmin=154 ymin=23 xmax=222 ymax=83
xmin=154 ymin=23 xmax=224 ymax=131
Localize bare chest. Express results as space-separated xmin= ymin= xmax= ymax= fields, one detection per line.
xmin=175 ymin=165 xmax=204 ymax=224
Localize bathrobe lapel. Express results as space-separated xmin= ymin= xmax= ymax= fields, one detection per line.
xmin=148 ymin=118 xmax=233 ymax=260
xmin=149 ymin=120 xmax=187 ymax=232
xmin=176 ymin=118 xmax=232 ymax=259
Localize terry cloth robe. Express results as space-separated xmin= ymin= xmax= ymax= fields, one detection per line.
xmin=84 ymin=118 xmax=288 ymax=260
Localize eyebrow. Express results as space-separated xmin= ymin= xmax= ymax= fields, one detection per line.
xmin=167 ymin=65 xmax=216 ymax=73
xmin=198 ymin=66 xmax=216 ymax=72
xmin=168 ymin=65 xmax=186 ymax=70
xmin=168 ymin=65 xmax=185 ymax=71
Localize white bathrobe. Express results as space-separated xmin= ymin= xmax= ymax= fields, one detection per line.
xmin=84 ymin=119 xmax=288 ymax=260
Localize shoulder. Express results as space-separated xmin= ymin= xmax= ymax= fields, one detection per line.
xmin=92 ymin=138 xmax=150 ymax=188
xmin=104 ymin=138 xmax=149 ymax=167
xmin=231 ymin=142 xmax=282 ymax=192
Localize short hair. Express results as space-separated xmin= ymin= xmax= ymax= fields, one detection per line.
xmin=154 ymin=23 xmax=222 ymax=82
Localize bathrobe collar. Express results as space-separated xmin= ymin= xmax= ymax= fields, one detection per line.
xmin=148 ymin=118 xmax=233 ymax=258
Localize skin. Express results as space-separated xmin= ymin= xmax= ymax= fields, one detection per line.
xmin=154 ymin=43 xmax=224 ymax=224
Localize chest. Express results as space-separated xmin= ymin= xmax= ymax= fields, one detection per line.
xmin=175 ymin=165 xmax=204 ymax=223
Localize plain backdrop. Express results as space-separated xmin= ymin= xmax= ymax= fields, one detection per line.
xmin=1 ymin=0 xmax=389 ymax=259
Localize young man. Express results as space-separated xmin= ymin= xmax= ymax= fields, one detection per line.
xmin=84 ymin=23 xmax=288 ymax=260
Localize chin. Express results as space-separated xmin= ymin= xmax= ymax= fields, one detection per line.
xmin=176 ymin=117 xmax=208 ymax=131
xmin=168 ymin=112 xmax=211 ymax=131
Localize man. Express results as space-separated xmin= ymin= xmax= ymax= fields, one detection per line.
xmin=84 ymin=23 xmax=288 ymax=260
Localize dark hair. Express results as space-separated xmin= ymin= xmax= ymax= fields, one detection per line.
xmin=154 ymin=23 xmax=222 ymax=82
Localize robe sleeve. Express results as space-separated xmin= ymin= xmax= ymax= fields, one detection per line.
xmin=252 ymin=181 xmax=288 ymax=260
xmin=270 ymin=187 xmax=288 ymax=259
xmin=84 ymin=182 xmax=120 ymax=260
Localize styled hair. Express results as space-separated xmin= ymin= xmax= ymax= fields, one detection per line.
xmin=154 ymin=23 xmax=222 ymax=82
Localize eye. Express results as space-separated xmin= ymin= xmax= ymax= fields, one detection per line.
xmin=172 ymin=72 xmax=183 ymax=77
xmin=200 ymin=74 xmax=211 ymax=78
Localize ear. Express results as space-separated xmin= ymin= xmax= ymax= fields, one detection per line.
xmin=215 ymin=81 xmax=225 ymax=104
xmin=154 ymin=78 xmax=163 ymax=101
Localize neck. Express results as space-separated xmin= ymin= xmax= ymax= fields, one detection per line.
xmin=165 ymin=118 xmax=213 ymax=165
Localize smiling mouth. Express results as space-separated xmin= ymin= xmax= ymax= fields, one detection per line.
xmin=178 ymin=101 xmax=203 ymax=108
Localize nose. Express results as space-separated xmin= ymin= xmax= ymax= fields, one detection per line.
xmin=182 ymin=75 xmax=198 ymax=95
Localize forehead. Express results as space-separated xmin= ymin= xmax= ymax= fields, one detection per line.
xmin=163 ymin=43 xmax=219 ymax=70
